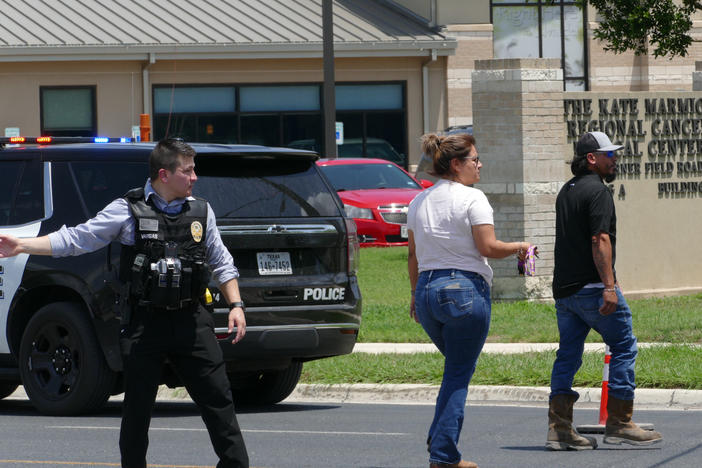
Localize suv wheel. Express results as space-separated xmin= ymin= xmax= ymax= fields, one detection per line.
xmin=19 ymin=302 xmax=117 ymax=415
xmin=230 ymin=361 xmax=303 ymax=406
xmin=0 ymin=383 xmax=19 ymax=400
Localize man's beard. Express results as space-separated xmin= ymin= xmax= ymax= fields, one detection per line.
xmin=604 ymin=170 xmax=617 ymax=183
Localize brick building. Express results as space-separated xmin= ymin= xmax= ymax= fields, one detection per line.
xmin=3 ymin=1 xmax=701 ymax=171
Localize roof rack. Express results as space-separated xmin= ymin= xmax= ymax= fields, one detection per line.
xmin=0 ymin=136 xmax=136 ymax=149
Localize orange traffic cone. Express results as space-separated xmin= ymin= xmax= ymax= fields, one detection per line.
xmin=577 ymin=345 xmax=653 ymax=434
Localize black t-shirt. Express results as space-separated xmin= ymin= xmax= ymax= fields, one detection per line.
xmin=552 ymin=172 xmax=616 ymax=299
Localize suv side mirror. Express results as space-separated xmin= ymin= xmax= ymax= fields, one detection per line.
xmin=419 ymin=179 xmax=433 ymax=189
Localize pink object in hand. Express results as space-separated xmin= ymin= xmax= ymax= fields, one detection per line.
xmin=517 ymin=245 xmax=539 ymax=276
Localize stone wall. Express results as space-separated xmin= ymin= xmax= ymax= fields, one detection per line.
xmin=471 ymin=58 xmax=702 ymax=300
xmin=563 ymin=89 xmax=702 ymax=298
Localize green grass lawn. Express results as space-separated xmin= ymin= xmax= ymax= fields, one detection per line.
xmin=301 ymin=345 xmax=702 ymax=389
xmin=357 ymin=247 xmax=702 ymax=343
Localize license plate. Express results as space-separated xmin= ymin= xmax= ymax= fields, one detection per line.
xmin=400 ymin=225 xmax=408 ymax=239
xmin=257 ymin=252 xmax=293 ymax=275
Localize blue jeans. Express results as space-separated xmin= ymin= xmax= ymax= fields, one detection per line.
xmin=550 ymin=287 xmax=638 ymax=401
xmin=415 ymin=269 xmax=491 ymax=465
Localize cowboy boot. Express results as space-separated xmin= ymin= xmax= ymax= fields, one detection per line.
xmin=545 ymin=394 xmax=598 ymax=450
xmin=429 ymin=460 xmax=478 ymax=468
xmin=603 ymin=397 xmax=663 ymax=446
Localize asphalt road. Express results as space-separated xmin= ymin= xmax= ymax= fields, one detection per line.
xmin=0 ymin=398 xmax=700 ymax=468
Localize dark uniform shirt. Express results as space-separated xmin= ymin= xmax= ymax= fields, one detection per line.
xmin=553 ymin=172 xmax=616 ymax=299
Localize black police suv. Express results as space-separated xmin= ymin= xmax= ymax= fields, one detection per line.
xmin=0 ymin=139 xmax=361 ymax=415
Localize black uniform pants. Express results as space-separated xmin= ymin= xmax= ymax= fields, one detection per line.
xmin=119 ymin=303 xmax=248 ymax=468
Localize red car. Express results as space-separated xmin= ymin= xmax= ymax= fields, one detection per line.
xmin=317 ymin=158 xmax=432 ymax=247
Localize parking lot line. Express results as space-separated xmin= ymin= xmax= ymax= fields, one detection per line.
xmin=47 ymin=425 xmax=409 ymax=437
xmin=0 ymin=462 xmax=215 ymax=468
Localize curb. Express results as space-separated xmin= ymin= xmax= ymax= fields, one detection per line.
xmin=287 ymin=384 xmax=702 ymax=410
xmin=8 ymin=384 xmax=702 ymax=410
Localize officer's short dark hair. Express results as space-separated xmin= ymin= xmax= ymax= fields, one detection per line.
xmin=149 ymin=139 xmax=196 ymax=181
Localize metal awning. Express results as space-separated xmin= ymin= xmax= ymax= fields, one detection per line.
xmin=0 ymin=0 xmax=456 ymax=61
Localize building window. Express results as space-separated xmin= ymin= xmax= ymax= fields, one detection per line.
xmin=239 ymin=85 xmax=322 ymax=149
xmin=152 ymin=82 xmax=407 ymax=167
xmin=491 ymin=0 xmax=587 ymax=90
xmin=40 ymin=86 xmax=96 ymax=136
xmin=336 ymin=83 xmax=407 ymax=167
xmin=153 ymin=85 xmax=237 ymax=143
xmin=153 ymin=84 xmax=322 ymax=148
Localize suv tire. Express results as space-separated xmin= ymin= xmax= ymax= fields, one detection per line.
xmin=19 ymin=302 xmax=117 ymax=415
xmin=0 ymin=383 xmax=19 ymax=400
xmin=230 ymin=361 xmax=303 ymax=406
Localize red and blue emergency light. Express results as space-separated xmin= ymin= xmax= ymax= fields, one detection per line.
xmin=0 ymin=136 xmax=135 ymax=147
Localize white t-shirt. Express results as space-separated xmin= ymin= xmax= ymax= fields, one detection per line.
xmin=407 ymin=179 xmax=494 ymax=285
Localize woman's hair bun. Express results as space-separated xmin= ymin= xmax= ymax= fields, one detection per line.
xmin=420 ymin=132 xmax=475 ymax=177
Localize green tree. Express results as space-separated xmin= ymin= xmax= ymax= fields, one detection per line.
xmin=543 ymin=0 xmax=702 ymax=58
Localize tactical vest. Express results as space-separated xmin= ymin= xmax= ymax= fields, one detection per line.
xmin=119 ymin=187 xmax=210 ymax=309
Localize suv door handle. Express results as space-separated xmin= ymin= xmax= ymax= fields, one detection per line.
xmin=262 ymin=289 xmax=299 ymax=301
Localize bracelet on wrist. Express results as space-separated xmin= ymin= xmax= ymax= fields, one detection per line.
xmin=603 ymin=288 xmax=616 ymax=292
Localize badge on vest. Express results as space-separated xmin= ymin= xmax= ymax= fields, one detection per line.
xmin=191 ymin=221 xmax=203 ymax=242
xmin=139 ymin=218 xmax=159 ymax=232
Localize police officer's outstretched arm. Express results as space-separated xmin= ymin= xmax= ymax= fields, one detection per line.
xmin=2 ymin=199 xmax=130 ymax=260
xmin=0 ymin=234 xmax=52 ymax=257
xmin=221 ymin=278 xmax=246 ymax=344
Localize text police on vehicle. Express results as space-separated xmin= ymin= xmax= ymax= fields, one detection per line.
xmin=0 ymin=136 xmax=362 ymax=414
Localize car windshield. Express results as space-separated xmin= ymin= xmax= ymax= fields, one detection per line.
xmin=320 ymin=163 xmax=421 ymax=191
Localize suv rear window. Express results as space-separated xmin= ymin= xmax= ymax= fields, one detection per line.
xmin=193 ymin=155 xmax=340 ymax=218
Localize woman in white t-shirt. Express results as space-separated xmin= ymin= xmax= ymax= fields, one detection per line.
xmin=407 ymin=133 xmax=531 ymax=468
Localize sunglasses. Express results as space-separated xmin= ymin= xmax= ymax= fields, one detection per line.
xmin=596 ymin=151 xmax=615 ymax=158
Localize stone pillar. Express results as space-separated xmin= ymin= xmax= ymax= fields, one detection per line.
xmin=693 ymin=61 xmax=702 ymax=90
xmin=471 ymin=58 xmax=568 ymax=300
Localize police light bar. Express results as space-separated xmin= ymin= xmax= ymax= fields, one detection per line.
xmin=0 ymin=136 xmax=134 ymax=146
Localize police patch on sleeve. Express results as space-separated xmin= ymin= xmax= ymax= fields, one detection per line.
xmin=191 ymin=221 xmax=203 ymax=242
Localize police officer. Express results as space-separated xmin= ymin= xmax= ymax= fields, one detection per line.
xmin=0 ymin=139 xmax=249 ymax=468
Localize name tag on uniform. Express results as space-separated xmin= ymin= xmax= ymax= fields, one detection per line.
xmin=139 ymin=218 xmax=159 ymax=232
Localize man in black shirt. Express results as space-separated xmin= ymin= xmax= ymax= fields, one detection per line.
xmin=546 ymin=132 xmax=663 ymax=451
